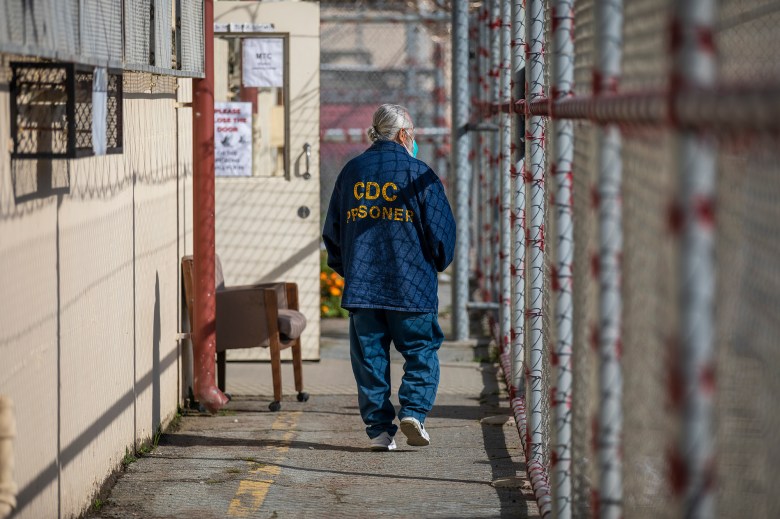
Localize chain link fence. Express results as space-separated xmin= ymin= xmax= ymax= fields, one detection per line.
xmin=462 ymin=0 xmax=780 ymax=517
xmin=320 ymin=1 xmax=451 ymax=217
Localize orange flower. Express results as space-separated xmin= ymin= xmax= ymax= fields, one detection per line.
xmin=329 ymin=287 xmax=341 ymax=297
xmin=321 ymin=305 xmax=329 ymax=314
xmin=330 ymin=272 xmax=339 ymax=280
xmin=320 ymin=272 xmax=327 ymax=281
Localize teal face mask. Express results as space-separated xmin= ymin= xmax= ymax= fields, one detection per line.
xmin=412 ymin=139 xmax=418 ymax=158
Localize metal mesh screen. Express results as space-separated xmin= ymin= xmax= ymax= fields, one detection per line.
xmin=0 ymin=0 xmax=198 ymax=76
xmin=716 ymin=137 xmax=780 ymax=518
xmin=81 ymin=0 xmax=123 ymax=63
xmin=620 ymin=0 xmax=671 ymax=91
xmin=178 ymin=0 xmax=205 ymax=74
xmin=125 ymin=0 xmax=153 ymax=69
xmin=717 ymin=0 xmax=780 ymax=84
xmin=573 ymin=0 xmax=595 ymax=96
xmin=713 ymin=1 xmax=780 ymax=513
xmin=154 ymin=0 xmax=173 ymax=69
xmin=11 ymin=65 xmax=70 ymax=157
xmin=620 ymin=129 xmax=679 ymax=519
xmin=570 ymin=120 xmax=598 ymax=517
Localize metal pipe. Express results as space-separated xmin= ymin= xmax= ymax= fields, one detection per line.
xmin=511 ymin=0 xmax=526 ymax=394
xmin=525 ymin=0 xmax=546 ymax=467
xmin=551 ymin=1 xmax=575 ymax=516
xmin=674 ymin=1 xmax=717 ymax=517
xmin=595 ymin=1 xmax=624 ymax=517
xmin=192 ymin=0 xmax=229 ymax=414
xmin=0 ymin=397 xmax=15 ymax=519
xmin=405 ymin=16 xmax=419 ymax=126
xmin=433 ymin=42 xmax=449 ymax=183
xmin=489 ymin=0 xmax=501 ymax=304
xmin=519 ymin=83 xmax=780 ymax=129
xmin=452 ymin=0 xmax=471 ymax=341
xmin=499 ymin=0 xmax=512 ymax=359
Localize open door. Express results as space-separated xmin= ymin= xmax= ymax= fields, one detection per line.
xmin=214 ymin=1 xmax=320 ymax=360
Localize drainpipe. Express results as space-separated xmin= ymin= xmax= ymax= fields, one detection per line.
xmin=0 ymin=396 xmax=16 ymax=519
xmin=192 ymin=0 xmax=229 ymax=413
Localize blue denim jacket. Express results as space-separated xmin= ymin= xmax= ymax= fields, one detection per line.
xmin=322 ymin=140 xmax=456 ymax=312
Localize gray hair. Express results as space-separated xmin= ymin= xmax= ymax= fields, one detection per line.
xmin=366 ymin=104 xmax=413 ymax=142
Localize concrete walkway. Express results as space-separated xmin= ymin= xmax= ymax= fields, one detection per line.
xmin=91 ymin=316 xmax=540 ymax=518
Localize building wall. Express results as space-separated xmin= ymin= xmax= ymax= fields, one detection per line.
xmin=0 ymin=70 xmax=192 ymax=518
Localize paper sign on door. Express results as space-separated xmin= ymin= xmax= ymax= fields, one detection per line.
xmin=242 ymin=38 xmax=284 ymax=88
xmin=215 ymin=102 xmax=253 ymax=177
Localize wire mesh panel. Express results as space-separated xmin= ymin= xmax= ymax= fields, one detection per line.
xmin=570 ymin=120 xmax=598 ymax=518
xmin=713 ymin=2 xmax=780 ymax=514
xmin=124 ymin=0 xmax=153 ymax=69
xmin=620 ymin=129 xmax=679 ymax=519
xmin=81 ymin=0 xmax=123 ymax=63
xmin=716 ymin=137 xmax=780 ymax=518
xmin=0 ymin=0 xmax=80 ymax=60
xmin=153 ymin=0 xmax=173 ymax=69
xmin=573 ymin=0 xmax=595 ymax=96
xmin=11 ymin=65 xmax=71 ymax=157
xmin=620 ymin=0 xmax=671 ymax=91
xmin=178 ymin=0 xmax=205 ymax=75
xmin=717 ymin=0 xmax=780 ymax=85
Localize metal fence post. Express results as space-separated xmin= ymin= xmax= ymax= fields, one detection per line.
xmin=551 ymin=1 xmax=574 ymax=517
xmin=452 ymin=0 xmax=471 ymax=342
xmin=479 ymin=3 xmax=491 ymax=302
xmin=673 ymin=1 xmax=717 ymax=517
xmin=524 ymin=0 xmax=546 ymax=466
xmin=595 ymin=1 xmax=624 ymax=517
xmin=489 ymin=0 xmax=501 ymax=305
xmin=499 ymin=0 xmax=512 ymax=359
xmin=510 ymin=0 xmax=526 ymax=394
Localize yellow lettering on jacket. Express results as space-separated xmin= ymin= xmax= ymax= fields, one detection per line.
xmin=365 ymin=182 xmax=380 ymax=200
xmin=382 ymin=182 xmax=398 ymax=202
xmin=352 ymin=181 xmax=399 ymax=202
xmin=345 ymin=204 xmax=414 ymax=224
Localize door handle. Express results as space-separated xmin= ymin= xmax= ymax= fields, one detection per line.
xmin=302 ymin=143 xmax=311 ymax=180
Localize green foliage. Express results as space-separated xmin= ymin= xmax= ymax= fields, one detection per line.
xmin=122 ymin=448 xmax=137 ymax=467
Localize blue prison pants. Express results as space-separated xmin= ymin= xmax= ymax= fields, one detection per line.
xmin=349 ymin=309 xmax=444 ymax=439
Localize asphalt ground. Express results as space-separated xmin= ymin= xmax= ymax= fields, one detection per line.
xmin=91 ymin=300 xmax=540 ymax=518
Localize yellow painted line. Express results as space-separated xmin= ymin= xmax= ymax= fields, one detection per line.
xmin=227 ymin=480 xmax=273 ymax=518
xmin=226 ymin=411 xmax=301 ymax=517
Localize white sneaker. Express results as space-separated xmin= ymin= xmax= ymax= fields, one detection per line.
xmin=370 ymin=431 xmax=397 ymax=451
xmin=399 ymin=417 xmax=430 ymax=446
